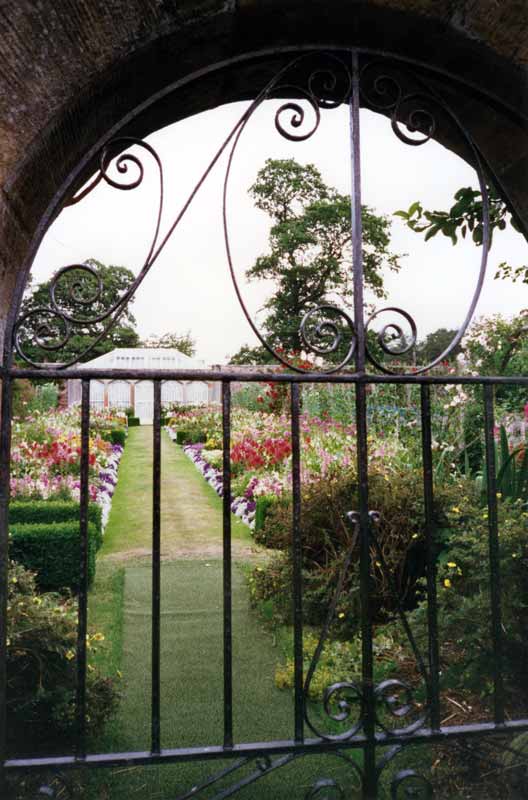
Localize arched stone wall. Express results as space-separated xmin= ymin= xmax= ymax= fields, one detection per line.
xmin=1 ymin=1 xmax=527 ymax=361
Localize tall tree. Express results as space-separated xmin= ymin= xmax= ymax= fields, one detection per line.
xmin=142 ymin=331 xmax=196 ymax=357
xmin=16 ymin=258 xmax=140 ymax=364
xmin=246 ymin=159 xmax=401 ymax=356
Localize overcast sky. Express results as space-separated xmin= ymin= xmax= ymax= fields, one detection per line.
xmin=30 ymin=100 xmax=528 ymax=365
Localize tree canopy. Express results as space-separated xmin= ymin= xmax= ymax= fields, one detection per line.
xmin=17 ymin=258 xmax=140 ymax=364
xmin=246 ymin=158 xmax=402 ymax=356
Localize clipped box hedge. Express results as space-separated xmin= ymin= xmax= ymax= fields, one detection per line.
xmin=254 ymin=495 xmax=277 ymax=533
xmin=127 ymin=417 xmax=140 ymax=427
xmin=9 ymin=500 xmax=103 ymax=550
xmin=10 ymin=521 xmax=97 ymax=592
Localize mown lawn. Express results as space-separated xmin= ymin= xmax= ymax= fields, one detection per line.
xmin=88 ymin=428 xmax=361 ymax=798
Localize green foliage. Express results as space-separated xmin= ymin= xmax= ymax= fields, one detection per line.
xmin=127 ymin=416 xmax=140 ymax=427
xmin=395 ymin=186 xmax=527 ymax=284
xmin=252 ymin=467 xmax=459 ymax=629
xmin=6 ymin=560 xmax=120 ymax=755
xmin=477 ymin=425 xmax=528 ymax=507
xmin=12 ymin=381 xmax=59 ymax=419
xmin=247 ymin=158 xmax=401 ymax=354
xmin=9 ymin=500 xmax=103 ymax=549
xmin=142 ymin=330 xmax=196 ymax=356
xmin=395 ymin=186 xmax=521 ymax=247
xmin=275 ymin=630 xmax=401 ymax=701
xmin=109 ymin=428 xmax=127 ymax=447
xmin=10 ymin=522 xmax=98 ymax=591
xmin=176 ymin=429 xmax=205 ymax=444
xmin=416 ymin=328 xmax=461 ymax=365
xmin=18 ymin=259 xmax=140 ymax=364
xmin=406 ymin=496 xmax=528 ymax=697
xmin=228 ymin=345 xmax=275 ymax=366
xmin=254 ymin=495 xmax=277 ymax=533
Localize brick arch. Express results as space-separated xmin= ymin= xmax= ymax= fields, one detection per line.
xmin=1 ymin=1 xmax=527 ymax=360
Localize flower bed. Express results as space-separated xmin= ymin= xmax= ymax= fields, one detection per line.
xmin=10 ymin=406 xmax=126 ymax=533
xmin=167 ymin=403 xmax=402 ymax=531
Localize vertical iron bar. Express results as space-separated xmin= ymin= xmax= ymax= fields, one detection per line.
xmin=350 ymin=51 xmax=365 ymax=374
xmin=291 ymin=382 xmax=304 ymax=743
xmin=152 ymin=380 xmax=161 ymax=754
xmin=420 ymin=385 xmax=441 ymax=732
xmin=222 ymin=381 xmax=233 ymax=748
xmin=0 ymin=377 xmax=12 ymax=792
xmin=350 ymin=51 xmax=377 ymax=796
xmin=76 ymin=379 xmax=90 ymax=760
xmin=483 ymin=385 xmax=505 ymax=726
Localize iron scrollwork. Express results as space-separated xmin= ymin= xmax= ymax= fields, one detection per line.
xmin=13 ymin=137 xmax=164 ymax=367
xmin=359 ymin=59 xmax=491 ymax=375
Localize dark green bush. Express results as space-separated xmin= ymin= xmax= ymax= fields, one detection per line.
xmin=6 ymin=560 xmax=120 ymax=756
xmin=110 ymin=427 xmax=127 ymax=447
xmin=254 ymin=495 xmax=277 ymax=533
xmin=405 ymin=496 xmax=528 ymax=699
xmin=9 ymin=501 xmax=103 ymax=549
xmin=127 ymin=417 xmax=140 ymax=427
xmin=176 ymin=429 xmax=206 ymax=445
xmin=10 ymin=522 xmax=98 ymax=591
xmin=253 ymin=467 xmax=459 ymax=630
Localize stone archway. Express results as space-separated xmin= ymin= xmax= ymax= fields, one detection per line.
xmin=1 ymin=1 xmax=528 ymax=360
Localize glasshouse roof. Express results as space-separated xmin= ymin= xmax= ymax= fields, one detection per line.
xmin=76 ymin=348 xmax=206 ymax=370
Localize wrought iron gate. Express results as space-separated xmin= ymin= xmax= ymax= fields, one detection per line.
xmin=1 ymin=49 xmax=528 ymax=798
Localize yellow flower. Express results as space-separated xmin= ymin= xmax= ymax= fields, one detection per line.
xmin=65 ymin=650 xmax=75 ymax=661
xmin=444 ymin=579 xmax=452 ymax=589
xmin=496 ymin=492 xmax=502 ymax=499
xmin=451 ymin=507 xmax=461 ymax=514
xmin=447 ymin=562 xmax=457 ymax=568
xmin=92 ymin=632 xmax=105 ymax=642
xmin=338 ymin=612 xmax=345 ymax=619
xmin=412 ymin=533 xmax=419 ymax=540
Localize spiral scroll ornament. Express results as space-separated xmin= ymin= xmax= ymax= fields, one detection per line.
xmin=14 ymin=138 xmax=164 ymax=367
xmin=375 ymin=679 xmax=427 ymax=736
xmin=305 ymin=778 xmax=346 ymax=799
xmin=390 ymin=769 xmax=434 ymax=799
xmin=300 ymin=306 xmax=357 ymax=372
xmin=360 ymin=62 xmax=436 ymax=147
xmin=273 ymin=55 xmax=352 ymax=143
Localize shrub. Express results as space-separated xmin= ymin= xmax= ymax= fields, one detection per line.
xmin=9 ymin=501 xmax=103 ymax=550
xmin=254 ymin=495 xmax=277 ymax=533
xmin=6 ymin=560 xmax=120 ymax=756
xmin=176 ymin=429 xmax=205 ymax=445
xmin=127 ymin=416 xmax=140 ymax=427
xmin=10 ymin=522 xmax=98 ymax=592
xmin=275 ymin=630 xmax=403 ymax=700
xmin=252 ymin=466 xmax=459 ymax=629
xmin=405 ymin=496 xmax=528 ymax=699
xmin=110 ymin=428 xmax=127 ymax=447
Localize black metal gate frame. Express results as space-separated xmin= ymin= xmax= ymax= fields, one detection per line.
xmin=1 ymin=49 xmax=528 ymax=798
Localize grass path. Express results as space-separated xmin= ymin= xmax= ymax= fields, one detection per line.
xmin=89 ymin=428 xmax=360 ymax=798
xmin=101 ymin=426 xmax=261 ymax=561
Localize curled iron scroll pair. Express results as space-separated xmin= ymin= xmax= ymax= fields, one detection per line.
xmin=13 ymin=137 xmax=164 ymax=368
xmin=303 ymin=511 xmax=427 ymax=744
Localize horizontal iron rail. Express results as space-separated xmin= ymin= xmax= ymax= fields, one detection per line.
xmin=6 ymin=368 xmax=528 ymax=386
xmin=5 ymin=718 xmax=528 ymax=772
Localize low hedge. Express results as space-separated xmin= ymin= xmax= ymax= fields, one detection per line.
xmin=127 ymin=416 xmax=140 ymax=427
xmin=254 ymin=495 xmax=277 ymax=533
xmin=10 ymin=521 xmax=98 ymax=592
xmin=9 ymin=500 xmax=103 ymax=550
xmin=110 ymin=427 xmax=127 ymax=447
xmin=176 ymin=429 xmax=206 ymax=445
